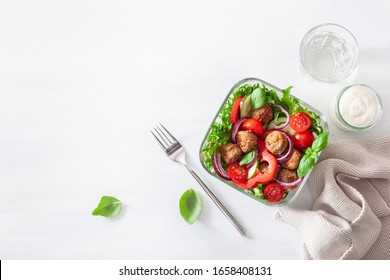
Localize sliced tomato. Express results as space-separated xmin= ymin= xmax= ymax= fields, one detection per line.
xmin=263 ymin=182 xmax=284 ymax=203
xmin=232 ymin=140 xmax=278 ymax=189
xmin=292 ymin=130 xmax=315 ymax=151
xmin=227 ymin=162 xmax=248 ymax=183
xmin=289 ymin=112 xmax=312 ymax=132
xmin=242 ymin=118 xmax=263 ymax=136
xmin=230 ymin=96 xmax=244 ymax=125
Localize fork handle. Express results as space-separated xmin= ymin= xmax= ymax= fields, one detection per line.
xmin=186 ymin=166 xmax=246 ymax=236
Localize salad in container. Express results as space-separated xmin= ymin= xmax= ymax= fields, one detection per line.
xmin=200 ymin=78 xmax=329 ymax=206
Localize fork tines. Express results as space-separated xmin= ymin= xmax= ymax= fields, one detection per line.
xmin=151 ymin=123 xmax=181 ymax=154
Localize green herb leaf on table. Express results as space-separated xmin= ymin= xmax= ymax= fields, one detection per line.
xmin=92 ymin=196 xmax=122 ymax=217
xmin=179 ymin=189 xmax=202 ymax=224
xmin=250 ymin=87 xmax=267 ymax=110
xmin=239 ymin=150 xmax=255 ymax=166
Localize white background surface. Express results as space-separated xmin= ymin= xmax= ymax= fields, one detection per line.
xmin=0 ymin=0 xmax=389 ymax=260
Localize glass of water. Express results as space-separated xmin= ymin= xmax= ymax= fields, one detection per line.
xmin=300 ymin=23 xmax=359 ymax=83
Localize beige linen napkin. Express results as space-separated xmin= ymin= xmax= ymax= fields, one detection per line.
xmin=275 ymin=136 xmax=390 ymax=260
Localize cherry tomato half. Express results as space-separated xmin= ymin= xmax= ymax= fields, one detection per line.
xmin=230 ymin=96 xmax=244 ymax=125
xmin=292 ymin=130 xmax=315 ymax=151
xmin=263 ymin=182 xmax=285 ymax=203
xmin=242 ymin=118 xmax=263 ymax=136
xmin=289 ymin=112 xmax=312 ymax=132
xmin=227 ymin=162 xmax=248 ymax=183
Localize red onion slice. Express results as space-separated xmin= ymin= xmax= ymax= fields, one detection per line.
xmin=212 ymin=152 xmax=232 ymax=181
xmin=269 ymin=105 xmax=290 ymax=129
xmin=232 ymin=117 xmax=247 ymax=143
xmin=247 ymin=148 xmax=259 ymax=169
xmin=276 ymin=177 xmax=303 ymax=188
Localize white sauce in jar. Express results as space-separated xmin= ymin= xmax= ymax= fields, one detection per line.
xmin=338 ymin=85 xmax=379 ymax=127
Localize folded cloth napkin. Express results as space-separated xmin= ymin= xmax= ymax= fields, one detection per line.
xmin=275 ymin=136 xmax=390 ymax=260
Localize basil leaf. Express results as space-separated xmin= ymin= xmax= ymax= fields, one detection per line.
xmin=296 ymin=132 xmax=328 ymax=178
xmin=179 ymin=189 xmax=202 ymax=224
xmin=297 ymin=153 xmax=316 ymax=178
xmin=250 ymin=87 xmax=266 ymax=110
xmin=92 ymin=196 xmax=122 ymax=217
xmin=312 ymin=132 xmax=330 ymax=152
xmin=305 ymin=147 xmax=313 ymax=155
xmin=239 ymin=150 xmax=255 ymax=166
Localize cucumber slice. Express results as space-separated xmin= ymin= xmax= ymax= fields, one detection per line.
xmin=269 ymin=117 xmax=296 ymax=135
xmin=247 ymin=160 xmax=258 ymax=179
xmin=240 ymin=94 xmax=252 ymax=118
xmin=273 ymin=116 xmax=288 ymax=126
xmin=283 ymin=124 xmax=296 ymax=135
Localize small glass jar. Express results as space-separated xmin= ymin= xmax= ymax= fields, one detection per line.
xmin=330 ymin=84 xmax=382 ymax=131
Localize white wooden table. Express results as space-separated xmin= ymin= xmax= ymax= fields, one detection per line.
xmin=0 ymin=0 xmax=389 ymax=259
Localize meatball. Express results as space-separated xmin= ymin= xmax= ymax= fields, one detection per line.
xmin=265 ymin=131 xmax=288 ymax=155
xmin=277 ymin=168 xmax=298 ymax=183
xmin=281 ymin=149 xmax=303 ymax=170
xmin=236 ymin=130 xmax=258 ymax=153
xmin=278 ymin=168 xmax=300 ymax=191
xmin=249 ymin=104 xmax=273 ymax=125
xmin=278 ymin=168 xmax=298 ymax=183
xmin=259 ymin=162 xmax=269 ymax=174
xmin=220 ymin=143 xmax=243 ymax=165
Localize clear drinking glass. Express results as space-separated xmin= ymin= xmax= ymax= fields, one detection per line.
xmin=300 ymin=23 xmax=359 ymax=83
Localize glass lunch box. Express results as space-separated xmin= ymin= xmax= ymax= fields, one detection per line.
xmin=199 ymin=78 xmax=329 ymax=207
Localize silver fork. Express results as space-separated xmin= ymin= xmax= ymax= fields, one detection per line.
xmin=151 ymin=124 xmax=245 ymax=236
